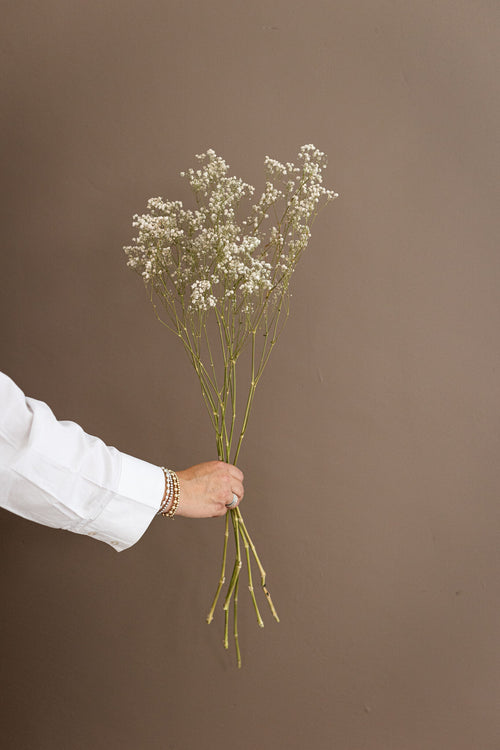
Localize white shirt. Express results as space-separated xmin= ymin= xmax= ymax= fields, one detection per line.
xmin=0 ymin=371 xmax=164 ymax=552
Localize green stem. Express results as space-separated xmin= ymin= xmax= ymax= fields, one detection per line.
xmin=206 ymin=511 xmax=229 ymax=624
xmin=237 ymin=509 xmax=280 ymax=622
xmin=234 ymin=574 xmax=241 ymax=668
xmin=224 ymin=607 xmax=229 ymax=650
xmin=223 ymin=510 xmax=242 ymax=611
xmin=226 ymin=357 xmax=237 ymax=460
xmin=241 ymin=523 xmax=264 ymax=627
xmin=232 ymin=329 xmax=257 ymax=465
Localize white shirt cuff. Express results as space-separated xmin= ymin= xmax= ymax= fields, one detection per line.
xmin=85 ymin=453 xmax=164 ymax=552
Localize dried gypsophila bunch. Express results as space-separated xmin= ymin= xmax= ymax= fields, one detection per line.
xmin=124 ymin=145 xmax=338 ymax=666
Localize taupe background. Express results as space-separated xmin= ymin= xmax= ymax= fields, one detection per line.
xmin=1 ymin=1 xmax=499 ymax=748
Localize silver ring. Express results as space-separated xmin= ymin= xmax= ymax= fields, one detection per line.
xmin=225 ymin=493 xmax=238 ymax=509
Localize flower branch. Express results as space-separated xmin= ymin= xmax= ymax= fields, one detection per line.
xmin=124 ymin=145 xmax=338 ymax=666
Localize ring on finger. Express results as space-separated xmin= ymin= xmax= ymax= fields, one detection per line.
xmin=225 ymin=493 xmax=238 ymax=509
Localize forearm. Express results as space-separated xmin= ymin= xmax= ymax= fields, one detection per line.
xmin=0 ymin=372 xmax=163 ymax=551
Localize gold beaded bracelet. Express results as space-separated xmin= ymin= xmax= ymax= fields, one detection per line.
xmin=158 ymin=466 xmax=173 ymax=514
xmin=159 ymin=467 xmax=180 ymax=518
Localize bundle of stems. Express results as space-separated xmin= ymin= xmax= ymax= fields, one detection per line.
xmin=124 ymin=145 xmax=337 ymax=665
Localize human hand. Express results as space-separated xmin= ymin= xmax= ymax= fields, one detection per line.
xmin=175 ymin=460 xmax=244 ymax=518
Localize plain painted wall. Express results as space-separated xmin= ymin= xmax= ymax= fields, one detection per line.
xmin=1 ymin=2 xmax=499 ymax=748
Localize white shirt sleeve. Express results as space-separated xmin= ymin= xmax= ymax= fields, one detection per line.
xmin=0 ymin=371 xmax=165 ymax=552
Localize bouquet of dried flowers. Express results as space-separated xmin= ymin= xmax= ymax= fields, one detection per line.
xmin=124 ymin=145 xmax=338 ymax=666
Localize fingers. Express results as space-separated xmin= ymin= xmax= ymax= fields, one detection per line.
xmin=228 ymin=464 xmax=244 ymax=484
xmin=217 ymin=461 xmax=244 ymax=507
xmin=217 ymin=459 xmax=243 ymax=484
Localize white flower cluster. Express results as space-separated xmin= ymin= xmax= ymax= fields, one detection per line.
xmin=190 ymin=279 xmax=217 ymax=311
xmin=124 ymin=145 xmax=338 ymax=315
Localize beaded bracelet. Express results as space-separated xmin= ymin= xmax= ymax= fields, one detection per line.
xmin=158 ymin=467 xmax=180 ymax=518
xmin=158 ymin=466 xmax=173 ymax=514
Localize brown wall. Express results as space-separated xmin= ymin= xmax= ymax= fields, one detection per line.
xmin=1 ymin=2 xmax=499 ymax=748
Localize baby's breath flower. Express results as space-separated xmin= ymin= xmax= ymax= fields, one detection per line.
xmin=124 ymin=145 xmax=338 ymax=666
xmin=124 ymin=145 xmax=338 ymax=320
